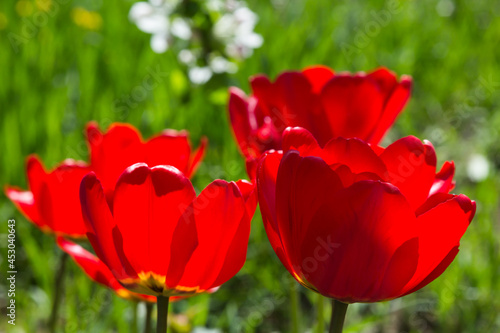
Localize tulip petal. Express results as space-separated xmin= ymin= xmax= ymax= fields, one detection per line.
xmin=187 ymin=136 xmax=208 ymax=177
xmin=80 ymin=172 xmax=132 ymax=280
xmin=402 ymin=245 xmax=459 ymax=296
xmin=296 ymin=181 xmax=417 ymax=302
xmin=5 ymin=187 xmax=41 ymax=227
xmin=272 ymin=72 xmax=316 ymax=131
xmin=112 ymin=164 xmax=196 ymax=278
xmin=57 ymin=237 xmax=123 ymax=291
xmin=235 ymin=179 xmax=258 ymax=218
xmin=87 ymin=122 xmax=143 ymax=195
xmin=320 ymin=75 xmax=385 ymax=141
xmin=402 ymin=195 xmax=474 ymax=293
xmin=368 ymin=75 xmax=412 ymax=144
xmin=145 ymin=131 xmax=191 ymax=174
xmin=175 ymin=181 xmax=249 ymax=291
xmin=228 ymin=87 xmax=255 ymax=159
xmin=366 ymin=67 xmax=399 ymax=97
xmin=282 ymin=126 xmax=322 ymax=155
xmin=380 ymin=136 xmax=436 ymax=210
xmin=302 ymin=65 xmax=335 ymax=94
xmin=26 ymin=155 xmax=46 ymax=200
xmin=276 ymin=151 xmax=345 ymax=285
xmin=322 ymin=137 xmax=387 ymax=178
xmin=429 ymin=161 xmax=455 ymax=196
xmin=257 ymin=151 xmax=294 ymax=273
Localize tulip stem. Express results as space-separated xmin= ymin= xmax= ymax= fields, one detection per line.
xmin=144 ymin=303 xmax=153 ymax=333
xmin=315 ymin=293 xmax=325 ymax=333
xmin=132 ymin=302 xmax=138 ymax=333
xmin=48 ymin=252 xmax=68 ymax=333
xmin=156 ymin=296 xmax=170 ymax=333
xmin=329 ymin=299 xmax=348 ymax=333
xmin=290 ymin=279 xmax=300 ymax=333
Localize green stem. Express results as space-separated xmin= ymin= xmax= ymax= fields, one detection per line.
xmin=48 ymin=252 xmax=68 ymax=333
xmin=144 ymin=303 xmax=153 ymax=333
xmin=156 ymin=296 xmax=170 ymax=333
xmin=315 ymin=293 xmax=325 ymax=333
xmin=132 ymin=302 xmax=138 ymax=333
xmin=329 ymin=299 xmax=348 ymax=333
xmin=290 ymin=280 xmax=300 ymax=333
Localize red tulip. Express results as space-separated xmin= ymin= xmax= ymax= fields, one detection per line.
xmin=5 ymin=122 xmax=207 ymax=237
xmin=257 ymin=127 xmax=475 ymax=303
xmin=5 ymin=156 xmax=90 ymax=237
xmin=86 ymin=122 xmax=207 ymax=205
xmin=80 ymin=163 xmax=256 ymax=297
xmin=229 ymin=66 xmax=412 ymax=178
xmin=57 ymin=237 xmax=156 ymax=302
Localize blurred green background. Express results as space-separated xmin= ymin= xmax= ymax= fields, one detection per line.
xmin=1 ymin=0 xmax=499 ymax=332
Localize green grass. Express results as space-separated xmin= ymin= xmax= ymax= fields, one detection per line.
xmin=1 ymin=0 xmax=500 ymax=332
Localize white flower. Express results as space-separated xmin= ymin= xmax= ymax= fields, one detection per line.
xmin=171 ymin=17 xmax=192 ymax=40
xmin=178 ymin=49 xmax=196 ymax=65
xmin=467 ymin=154 xmax=489 ymax=182
xmin=210 ymin=56 xmax=237 ymax=74
xmin=128 ymin=0 xmax=263 ymax=79
xmin=213 ymin=4 xmax=262 ymax=59
xmin=151 ymin=34 xmax=169 ymax=53
xmin=189 ymin=66 xmax=213 ymax=84
xmin=129 ymin=0 xmax=179 ymax=53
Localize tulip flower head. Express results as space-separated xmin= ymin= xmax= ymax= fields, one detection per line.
xmin=81 ymin=163 xmax=256 ymax=297
xmin=257 ymin=127 xmax=475 ymax=303
xmin=5 ymin=122 xmax=206 ymax=238
xmin=229 ymin=66 xmax=412 ymax=178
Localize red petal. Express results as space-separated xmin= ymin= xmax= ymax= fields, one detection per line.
xmin=235 ymin=179 xmax=258 ymax=218
xmin=302 ymin=65 xmax=335 ymax=94
xmin=112 ymin=164 xmax=196 ymax=278
xmin=322 ymin=137 xmax=387 ymax=178
xmin=33 ymin=159 xmax=90 ymax=237
xmin=374 ymin=238 xmax=419 ymax=300
xmin=429 ymin=161 xmax=455 ymax=196
xmin=80 ymin=172 xmax=131 ymax=280
xmin=402 ymin=245 xmax=459 ymax=296
xmin=401 ymin=195 xmax=473 ymax=294
xmin=320 ymin=74 xmax=385 ymax=141
xmin=57 ymin=237 xmax=123 ymax=291
xmin=276 ymin=151 xmax=345 ymax=286
xmin=26 ymin=155 xmax=46 ymax=201
xmin=379 ymin=137 xmax=436 ymax=210
xmin=87 ymin=123 xmax=143 ymax=196
xmin=272 ymin=72 xmax=316 ymax=131
xmin=368 ymin=75 xmax=412 ymax=144
xmin=5 ymin=187 xmax=41 ymax=228
xmin=145 ymin=131 xmax=191 ymax=175
xmin=282 ymin=126 xmax=322 ymax=155
xmin=250 ymin=75 xmax=274 ymax=112
xmin=187 ymin=136 xmax=208 ymax=177
xmin=175 ymin=181 xmax=250 ymax=291
xmin=228 ymin=87 xmax=255 ymax=159
xmin=295 ymin=181 xmax=417 ymax=302
xmin=256 ymin=151 xmax=293 ymax=273
xmin=367 ymin=68 xmax=398 ymax=95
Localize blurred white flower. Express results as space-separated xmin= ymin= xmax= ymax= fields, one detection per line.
xmin=467 ymin=154 xmax=489 ymax=182
xmin=213 ymin=6 xmax=263 ymax=59
xmin=171 ymin=17 xmax=192 ymax=40
xmin=210 ymin=56 xmax=238 ymax=73
xmin=178 ymin=49 xmax=196 ymax=65
xmin=129 ymin=0 xmax=177 ymax=53
xmin=189 ymin=66 xmax=213 ymax=84
xmin=129 ymin=0 xmax=263 ymax=82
